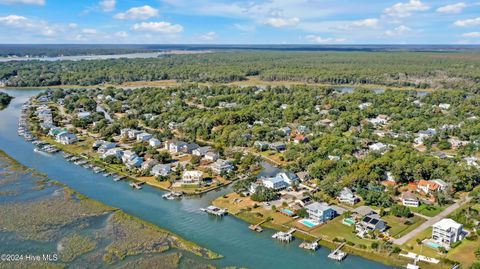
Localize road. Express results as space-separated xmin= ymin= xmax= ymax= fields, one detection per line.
xmin=393 ymin=197 xmax=471 ymax=245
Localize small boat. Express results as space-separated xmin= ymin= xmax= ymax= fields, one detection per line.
xmin=113 ymin=176 xmax=125 ymax=182
xmin=162 ymin=192 xmax=183 ymax=200
xmin=103 ymin=172 xmax=112 ymax=177
xmin=200 ymin=206 xmax=227 ymax=217
xmin=129 ymin=182 xmax=143 ymax=190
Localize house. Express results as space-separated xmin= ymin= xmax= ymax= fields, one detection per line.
xmin=305 ymin=202 xmax=336 ymax=223
xmin=120 ymin=128 xmax=131 ymax=137
xmin=141 ymin=159 xmax=159 ymax=171
xmin=126 ymin=157 xmax=144 ymax=169
xmin=448 ymin=138 xmax=470 ymax=149
xmin=127 ymin=129 xmax=142 ymax=140
xmin=48 ymin=127 xmax=67 ymax=137
xmin=337 ymin=187 xmax=360 ymax=206
xmin=269 ymin=142 xmax=286 ymax=152
xmin=294 ymin=135 xmax=308 ymax=144
xmin=97 ymin=142 xmax=117 ymax=154
xmin=204 ymin=151 xmax=219 ymax=162
xmin=166 ymin=140 xmax=188 ymax=153
xmin=151 ymin=164 xmax=172 ymax=177
xmin=368 ymin=115 xmax=389 ymax=126
xmin=464 ymin=157 xmax=480 ymax=168
xmin=149 ymin=138 xmax=162 ymax=148
xmin=193 ymin=146 xmax=211 ymax=157
xmin=369 ymin=142 xmax=387 ymax=152
xmin=359 ymin=212 xmax=386 ymax=232
xmin=211 ymin=159 xmax=235 ymax=175
xmin=181 ymin=171 xmax=203 ymax=186
xmin=279 ymin=127 xmax=292 ymax=136
xmin=439 ymin=103 xmax=451 ymax=110
xmin=121 ymin=150 xmax=138 ymax=163
xmin=296 ymin=171 xmax=311 ymax=182
xmin=55 ymin=131 xmax=77 ymax=145
xmin=401 ymin=191 xmax=419 ymax=207
xmin=254 ymin=141 xmax=269 ymax=151
xmin=136 ymin=132 xmax=153 ymax=142
xmin=358 ymin=102 xmax=372 ymax=110
xmin=296 ymin=125 xmax=310 ymax=134
xmin=262 ymin=176 xmax=289 ymax=191
xmin=431 ymin=179 xmax=449 ymax=191
xmin=77 ymin=111 xmax=91 ymax=119
xmin=249 ymin=182 xmax=260 ymax=194
xmin=432 ymin=218 xmax=464 ymax=247
xmin=276 ymin=172 xmax=299 ymax=185
xmin=417 ymin=180 xmax=441 ymax=195
xmin=102 ymin=148 xmax=123 ymax=159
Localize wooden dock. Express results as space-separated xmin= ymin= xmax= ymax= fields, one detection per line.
xmin=299 ymin=238 xmax=321 ymax=251
xmin=249 ymin=219 xmax=267 ymax=233
xmin=328 ymin=242 xmax=347 ymax=261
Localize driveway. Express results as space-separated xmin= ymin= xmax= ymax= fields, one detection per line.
xmin=393 ymin=197 xmax=470 ymax=245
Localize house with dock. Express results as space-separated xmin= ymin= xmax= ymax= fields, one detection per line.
xmin=305 ymin=202 xmax=336 ymax=224
xmin=181 ymin=170 xmax=203 ymax=186
xmin=432 ymin=218 xmax=464 ymax=248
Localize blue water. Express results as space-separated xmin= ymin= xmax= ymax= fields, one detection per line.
xmin=299 ymin=219 xmax=318 ymax=228
xmin=0 ymin=89 xmax=395 ymax=269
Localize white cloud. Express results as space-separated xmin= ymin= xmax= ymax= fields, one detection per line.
xmin=132 ymin=21 xmax=183 ymax=34
xmin=99 ymin=0 xmax=115 ymax=12
xmin=82 ymin=28 xmax=98 ymax=34
xmin=0 ymin=15 xmax=57 ymax=36
xmin=385 ymin=25 xmax=411 ymax=36
xmin=68 ymin=23 xmax=78 ymax=28
xmin=115 ymin=31 xmax=128 ymax=38
xmin=351 ymin=18 xmax=379 ymax=28
xmin=264 ymin=16 xmax=300 ymax=28
xmin=436 ymin=2 xmax=466 ymax=14
xmin=454 ymin=17 xmax=480 ymax=27
xmin=114 ymin=5 xmax=159 ymax=20
xmin=384 ymin=0 xmax=429 ymax=18
xmin=305 ymin=35 xmax=346 ymax=44
xmin=0 ymin=0 xmax=44 ymax=5
xmin=199 ymin=32 xmax=217 ymax=41
xmin=462 ymin=32 xmax=480 ymax=38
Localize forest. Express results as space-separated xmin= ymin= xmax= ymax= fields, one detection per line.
xmin=53 ymin=84 xmax=480 ymax=201
xmin=1 ymin=51 xmax=480 ymax=91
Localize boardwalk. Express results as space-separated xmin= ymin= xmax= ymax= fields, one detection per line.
xmin=393 ymin=197 xmax=470 ymax=245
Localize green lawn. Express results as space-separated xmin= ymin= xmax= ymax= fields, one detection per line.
xmin=383 ymin=215 xmax=426 ymax=238
xmin=310 ymin=217 xmax=374 ymax=247
xmin=410 ymin=204 xmax=445 ymax=217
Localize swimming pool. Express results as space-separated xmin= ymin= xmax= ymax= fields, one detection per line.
xmin=281 ymin=208 xmax=294 ymax=215
xmin=299 ymin=219 xmax=319 ymax=228
xmin=342 ymin=218 xmax=355 ymax=226
xmin=426 ymin=241 xmax=441 ymax=249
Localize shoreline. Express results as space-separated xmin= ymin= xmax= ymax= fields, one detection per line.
xmin=212 ymin=194 xmax=446 ymax=269
xmin=0 ymin=149 xmax=222 ymax=261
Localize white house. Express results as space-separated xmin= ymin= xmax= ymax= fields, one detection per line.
xmin=136 ymin=132 xmax=153 ymax=142
xmin=204 ymin=151 xmax=219 ymax=162
xmin=149 ymin=138 xmax=161 ymax=148
xmin=55 ymin=131 xmax=77 ymax=145
xmin=126 ymin=157 xmax=143 ymax=169
xmin=401 ymin=191 xmax=419 ymax=207
xmin=358 ymin=102 xmax=372 ymax=110
xmin=182 ymin=171 xmax=203 ymax=186
xmin=211 ymin=159 xmax=234 ymax=175
xmin=151 ymin=164 xmax=172 ymax=177
xmin=166 ymin=140 xmax=188 ymax=153
xmin=369 ymin=142 xmax=387 ymax=152
xmin=127 ymin=129 xmax=142 ymax=140
xmin=77 ymin=111 xmax=91 ymax=119
xmin=262 ymin=176 xmax=289 ymax=191
xmin=141 ymin=159 xmax=159 ymax=171
xmin=97 ymin=142 xmax=117 ymax=154
xmin=193 ymin=146 xmax=211 ymax=157
xmin=305 ymin=202 xmax=336 ymax=223
xmin=121 ymin=150 xmax=138 ymax=163
xmin=337 ymin=187 xmax=360 ymax=205
xmin=102 ymin=148 xmax=123 ymax=159
xmin=432 ymin=218 xmax=464 ymax=247
xmin=439 ymin=103 xmax=451 ymax=110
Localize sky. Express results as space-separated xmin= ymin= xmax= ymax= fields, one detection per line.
xmin=0 ymin=0 xmax=479 ymax=44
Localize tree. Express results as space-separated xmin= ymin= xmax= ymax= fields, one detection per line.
xmin=390 ymin=204 xmax=412 ymax=218
xmin=251 ymin=186 xmax=278 ymax=202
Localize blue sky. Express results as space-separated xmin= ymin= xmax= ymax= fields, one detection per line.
xmin=0 ymin=0 xmax=479 ymax=44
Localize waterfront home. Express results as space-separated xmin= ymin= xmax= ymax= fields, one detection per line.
xmin=136 ymin=132 xmax=153 ymax=142
xmin=126 ymin=157 xmax=144 ymax=169
xmin=166 ymin=140 xmax=188 ymax=153
xmin=401 ymin=191 xmax=419 ymax=207
xmin=211 ymin=159 xmax=234 ymax=175
xmin=432 ymin=218 xmax=464 ymax=247
xmin=294 ymin=135 xmax=308 ymax=144
xmin=141 ymin=159 xmax=159 ymax=171
xmin=48 ymin=127 xmax=67 ymax=137
xmin=77 ymin=111 xmax=91 ymax=119
xmin=276 ymin=172 xmax=299 ymax=185
xmin=204 ymin=151 xmax=219 ymax=162
xmin=262 ymin=176 xmax=289 ymax=191
xmin=358 ymin=212 xmax=386 ymax=233
xmin=149 ymin=138 xmax=161 ymax=148
xmin=97 ymin=142 xmax=117 ymax=154
xmin=151 ymin=164 xmax=172 ymax=177
xmin=181 ymin=170 xmax=203 ymax=186
xmin=193 ymin=146 xmax=211 ymax=157
xmin=337 ymin=187 xmax=360 ymax=206
xmin=305 ymin=202 xmax=336 ymax=223
xmin=102 ymin=148 xmax=123 ymax=159
xmin=121 ymin=150 xmax=138 ymax=163
xmin=55 ymin=131 xmax=77 ymax=145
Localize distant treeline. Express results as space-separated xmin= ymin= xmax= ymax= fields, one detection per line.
xmin=1 ymin=51 xmax=480 ymax=91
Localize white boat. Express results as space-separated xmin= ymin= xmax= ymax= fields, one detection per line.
xmin=200 ymin=206 xmax=227 ymax=216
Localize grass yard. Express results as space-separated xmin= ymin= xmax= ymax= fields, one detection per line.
xmin=310 ymin=217 xmax=373 ymax=247
xmin=446 ymin=238 xmax=479 ymax=268
xmin=410 ymin=204 xmax=445 ymax=217
xmin=384 ymin=215 xmax=426 ymax=238
xmin=402 ymin=228 xmax=440 ymax=258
